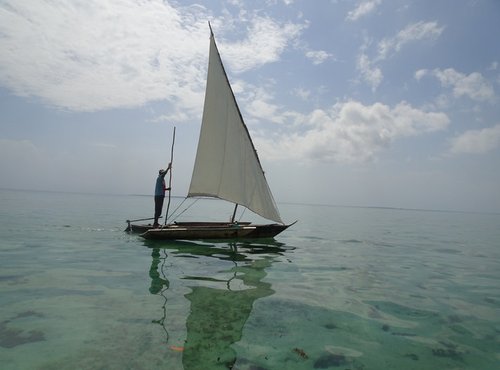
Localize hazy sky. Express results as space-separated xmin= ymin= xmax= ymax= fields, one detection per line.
xmin=1 ymin=0 xmax=499 ymax=213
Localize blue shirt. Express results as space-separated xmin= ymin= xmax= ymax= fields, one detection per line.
xmin=155 ymin=175 xmax=166 ymax=196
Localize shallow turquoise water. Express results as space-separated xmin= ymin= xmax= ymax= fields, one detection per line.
xmin=0 ymin=189 xmax=499 ymax=369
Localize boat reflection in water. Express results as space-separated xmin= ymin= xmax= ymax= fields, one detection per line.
xmin=145 ymin=239 xmax=291 ymax=369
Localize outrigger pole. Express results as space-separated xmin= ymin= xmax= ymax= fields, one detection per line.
xmin=164 ymin=126 xmax=176 ymax=225
xmin=125 ymin=216 xmax=161 ymax=232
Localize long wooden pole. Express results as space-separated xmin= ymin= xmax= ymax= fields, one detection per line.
xmin=164 ymin=126 xmax=176 ymax=225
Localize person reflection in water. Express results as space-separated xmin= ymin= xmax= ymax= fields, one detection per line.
xmin=154 ymin=163 xmax=171 ymax=228
xmin=149 ymin=248 xmax=169 ymax=294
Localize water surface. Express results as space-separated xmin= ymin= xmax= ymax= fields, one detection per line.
xmin=0 ymin=190 xmax=499 ymax=369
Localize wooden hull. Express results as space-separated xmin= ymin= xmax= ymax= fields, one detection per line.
xmin=138 ymin=222 xmax=291 ymax=241
xmin=126 ymin=221 xmax=251 ymax=234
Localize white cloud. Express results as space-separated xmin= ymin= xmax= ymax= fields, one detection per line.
xmin=357 ymin=54 xmax=383 ymax=91
xmin=148 ymin=112 xmax=191 ymax=124
xmin=417 ymin=68 xmax=495 ymax=102
xmin=305 ymin=50 xmax=333 ymax=65
xmin=377 ymin=21 xmax=444 ymax=60
xmin=219 ymin=16 xmax=305 ymax=73
xmin=346 ymin=0 xmax=381 ymax=22
xmin=237 ymin=80 xmax=286 ymax=125
xmin=256 ymin=100 xmax=449 ymax=163
xmin=433 ymin=69 xmax=495 ymax=102
xmin=292 ymin=87 xmax=311 ymax=100
xmin=248 ymin=98 xmax=283 ymax=124
xmin=356 ymin=21 xmax=443 ymax=91
xmin=448 ymin=124 xmax=500 ymax=155
xmin=0 ymin=0 xmax=208 ymax=112
xmin=0 ymin=0 xmax=304 ymax=112
xmin=414 ymin=69 xmax=428 ymax=81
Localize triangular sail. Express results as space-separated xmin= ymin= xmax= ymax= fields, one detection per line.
xmin=187 ymin=31 xmax=283 ymax=224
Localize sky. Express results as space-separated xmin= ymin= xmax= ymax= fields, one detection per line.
xmin=1 ymin=0 xmax=500 ymax=213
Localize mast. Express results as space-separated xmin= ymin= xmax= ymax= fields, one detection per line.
xmin=230 ymin=204 xmax=238 ymax=223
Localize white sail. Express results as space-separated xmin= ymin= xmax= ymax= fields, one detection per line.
xmin=188 ymin=32 xmax=283 ymax=224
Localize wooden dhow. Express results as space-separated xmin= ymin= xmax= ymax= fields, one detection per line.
xmin=127 ymin=25 xmax=294 ymax=240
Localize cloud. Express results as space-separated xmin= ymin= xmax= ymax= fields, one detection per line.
xmin=292 ymin=88 xmax=311 ymax=100
xmin=0 ymin=0 xmax=304 ymax=113
xmin=448 ymin=124 xmax=500 ymax=155
xmin=0 ymin=0 xmax=207 ymax=112
xmin=248 ymin=96 xmax=284 ymax=124
xmin=305 ymin=50 xmax=333 ymax=65
xmin=219 ymin=16 xmax=305 ymax=73
xmin=357 ymin=54 xmax=383 ymax=91
xmin=346 ymin=0 xmax=381 ymax=22
xmin=234 ymin=79 xmax=287 ymax=125
xmin=416 ymin=68 xmax=495 ymax=102
xmin=256 ymin=100 xmax=449 ymax=163
xmin=377 ymin=21 xmax=444 ymax=60
xmin=355 ymin=21 xmax=443 ymax=91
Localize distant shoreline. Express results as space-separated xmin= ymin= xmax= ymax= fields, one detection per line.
xmin=1 ymin=187 xmax=499 ymax=216
xmin=280 ymin=200 xmax=500 ymax=216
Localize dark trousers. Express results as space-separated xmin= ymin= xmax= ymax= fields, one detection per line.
xmin=154 ymin=195 xmax=164 ymax=225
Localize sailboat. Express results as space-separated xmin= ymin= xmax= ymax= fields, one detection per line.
xmin=130 ymin=25 xmax=294 ymax=240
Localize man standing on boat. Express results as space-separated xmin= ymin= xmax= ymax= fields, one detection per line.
xmin=153 ymin=163 xmax=171 ymax=228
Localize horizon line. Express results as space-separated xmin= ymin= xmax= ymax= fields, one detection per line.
xmin=1 ymin=187 xmax=499 ymax=216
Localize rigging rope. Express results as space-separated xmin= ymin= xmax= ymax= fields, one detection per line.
xmin=238 ymin=207 xmax=246 ymax=222
xmin=166 ymin=197 xmax=200 ymax=223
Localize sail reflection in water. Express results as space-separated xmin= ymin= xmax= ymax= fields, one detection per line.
xmin=146 ymin=240 xmax=290 ymax=369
